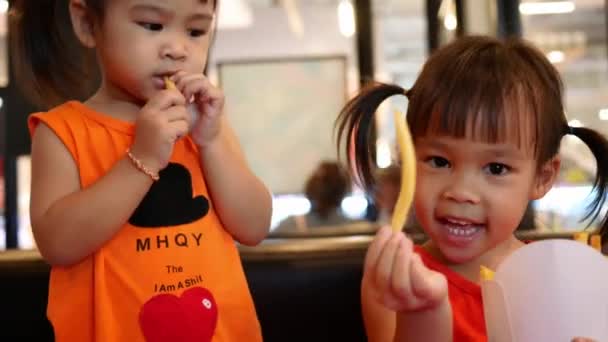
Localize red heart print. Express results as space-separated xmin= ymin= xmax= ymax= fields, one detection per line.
xmin=139 ymin=286 xmax=218 ymax=342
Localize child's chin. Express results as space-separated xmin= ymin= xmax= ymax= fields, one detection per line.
xmin=437 ymin=241 xmax=485 ymax=264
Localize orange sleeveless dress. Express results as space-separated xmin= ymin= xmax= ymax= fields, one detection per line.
xmin=29 ymin=101 xmax=262 ymax=342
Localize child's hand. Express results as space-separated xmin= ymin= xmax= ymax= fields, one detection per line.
xmin=572 ymin=338 xmax=597 ymax=342
xmin=171 ymin=71 xmax=225 ymax=147
xmin=130 ymin=88 xmax=190 ymax=172
xmin=364 ymin=226 xmax=449 ymax=312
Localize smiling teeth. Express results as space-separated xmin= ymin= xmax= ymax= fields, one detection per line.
xmin=446 ymin=226 xmax=479 ymax=236
xmin=446 ymin=217 xmax=475 ymax=225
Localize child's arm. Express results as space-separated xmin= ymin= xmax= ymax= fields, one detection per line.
xmin=30 ymin=90 xmax=190 ymax=266
xmin=171 ymin=72 xmax=272 ymax=245
xmin=394 ymin=300 xmax=452 ymax=341
xmin=365 ymin=226 xmax=452 ymax=342
xmin=30 ymin=125 xmax=154 ymax=266
xmin=197 ymin=117 xmax=272 ymax=245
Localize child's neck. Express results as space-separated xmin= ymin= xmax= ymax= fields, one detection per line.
xmin=423 ymin=235 xmax=524 ymax=284
xmin=84 ymin=81 xmax=145 ymax=123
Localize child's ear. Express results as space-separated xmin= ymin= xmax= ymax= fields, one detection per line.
xmin=69 ymin=0 xmax=96 ymax=48
xmin=530 ymin=156 xmax=561 ymax=200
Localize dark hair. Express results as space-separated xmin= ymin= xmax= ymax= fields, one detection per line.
xmin=335 ymin=35 xmax=608 ymax=238
xmin=376 ymin=165 xmax=401 ymax=186
xmin=9 ymin=0 xmax=104 ymax=108
xmin=9 ymin=0 xmax=217 ymax=109
xmin=305 ymin=161 xmax=350 ymax=219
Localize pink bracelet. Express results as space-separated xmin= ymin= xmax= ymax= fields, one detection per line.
xmin=126 ymin=149 xmax=160 ymax=181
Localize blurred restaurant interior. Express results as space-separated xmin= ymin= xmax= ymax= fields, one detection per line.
xmin=0 ymin=0 xmax=607 ymax=340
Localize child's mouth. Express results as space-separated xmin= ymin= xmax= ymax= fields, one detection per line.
xmin=153 ymin=76 xmax=169 ymax=90
xmin=153 ymin=72 xmax=178 ymax=89
xmin=437 ymin=216 xmax=484 ymax=242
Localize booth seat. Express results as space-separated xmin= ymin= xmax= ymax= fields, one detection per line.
xmin=0 ymin=235 xmax=375 ymax=341
xmin=0 ymin=230 xmax=574 ymax=341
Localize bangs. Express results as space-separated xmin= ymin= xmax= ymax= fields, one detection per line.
xmin=419 ymin=83 xmax=537 ymax=152
xmin=406 ymin=38 xmax=544 ymax=156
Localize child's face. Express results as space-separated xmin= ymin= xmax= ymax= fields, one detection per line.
xmin=95 ymin=0 xmax=214 ymax=101
xmin=413 ymin=128 xmax=556 ymax=264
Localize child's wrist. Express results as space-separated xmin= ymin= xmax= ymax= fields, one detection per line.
xmin=192 ymin=128 xmax=222 ymax=149
xmin=125 ymin=148 xmax=160 ymax=181
xmin=396 ymin=298 xmax=452 ymax=340
xmin=401 ymin=296 xmax=451 ymax=315
xmin=191 ymin=117 xmax=223 ymax=148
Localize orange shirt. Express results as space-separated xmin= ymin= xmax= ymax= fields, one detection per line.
xmin=29 ymin=101 xmax=262 ymax=342
xmin=415 ymin=246 xmax=487 ymax=342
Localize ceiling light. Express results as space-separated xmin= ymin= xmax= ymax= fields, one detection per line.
xmin=443 ymin=13 xmax=457 ymax=31
xmin=338 ymin=0 xmax=356 ymax=37
xmin=547 ymin=50 xmax=565 ymax=64
xmin=281 ymin=0 xmax=304 ymax=37
xmin=217 ymin=0 xmax=253 ymax=30
xmin=519 ymin=1 xmax=575 ymax=15
xmin=376 ymin=138 xmax=392 ymax=168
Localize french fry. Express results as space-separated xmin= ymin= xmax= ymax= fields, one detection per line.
xmin=164 ymin=76 xmax=199 ymax=125
xmin=391 ymin=110 xmax=416 ymax=233
xmin=480 ymin=265 xmax=495 ymax=281
xmin=573 ymin=232 xmax=589 ymax=245
xmin=590 ymin=234 xmax=602 ymax=252
xmin=164 ymin=76 xmax=177 ymax=90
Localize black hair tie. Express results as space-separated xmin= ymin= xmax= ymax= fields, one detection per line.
xmin=566 ymin=125 xmax=575 ymax=136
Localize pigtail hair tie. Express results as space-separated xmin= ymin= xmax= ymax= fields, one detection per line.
xmin=566 ymin=125 xmax=575 ymax=136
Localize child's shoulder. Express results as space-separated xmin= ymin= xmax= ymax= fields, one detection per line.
xmin=30 ymin=100 xmax=85 ymax=124
xmin=28 ymin=101 xmax=82 ymax=134
xmin=29 ymin=100 xmax=128 ymax=138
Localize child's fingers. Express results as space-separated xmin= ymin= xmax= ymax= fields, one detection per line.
xmin=170 ymin=71 xmax=190 ymax=84
xmin=146 ymin=89 xmax=186 ymax=112
xmin=390 ymin=237 xmax=413 ymax=302
xmin=175 ymin=74 xmax=206 ymax=98
xmin=186 ymin=78 xmax=223 ymax=108
xmin=410 ymin=253 xmax=447 ymax=303
xmin=374 ymin=233 xmax=403 ymax=295
xmin=201 ymin=87 xmax=225 ymax=112
xmin=170 ymin=120 xmax=190 ymax=141
xmin=163 ymin=106 xmax=190 ymax=123
xmin=364 ymin=226 xmax=393 ymax=273
xmin=172 ymin=73 xmax=209 ymax=98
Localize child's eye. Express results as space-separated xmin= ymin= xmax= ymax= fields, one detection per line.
xmin=485 ymin=163 xmax=510 ymax=176
xmin=138 ymin=22 xmax=163 ymax=31
xmin=426 ymin=156 xmax=450 ymax=168
xmin=189 ymin=29 xmax=208 ymax=37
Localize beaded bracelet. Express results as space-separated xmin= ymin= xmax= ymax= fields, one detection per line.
xmin=126 ymin=149 xmax=160 ymax=181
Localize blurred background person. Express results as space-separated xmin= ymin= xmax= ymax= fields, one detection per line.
xmin=275 ymin=161 xmax=356 ymax=232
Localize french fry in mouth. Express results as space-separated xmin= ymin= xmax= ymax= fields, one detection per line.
xmin=164 ymin=76 xmax=176 ymax=90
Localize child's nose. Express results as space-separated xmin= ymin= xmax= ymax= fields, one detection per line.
xmin=160 ymin=39 xmax=187 ymax=61
xmin=441 ymin=174 xmax=480 ymax=204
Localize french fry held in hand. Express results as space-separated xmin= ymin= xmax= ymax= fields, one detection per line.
xmin=163 ymin=76 xmax=200 ymax=130
xmin=391 ymin=111 xmax=416 ymax=233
